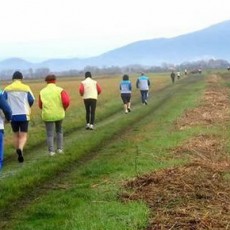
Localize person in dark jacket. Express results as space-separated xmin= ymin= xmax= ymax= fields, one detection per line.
xmin=170 ymin=71 xmax=176 ymax=84
xmin=0 ymin=91 xmax=12 ymax=169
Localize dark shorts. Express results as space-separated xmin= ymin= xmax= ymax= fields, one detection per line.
xmin=11 ymin=121 xmax=29 ymax=133
xmin=121 ymin=93 xmax=131 ymax=104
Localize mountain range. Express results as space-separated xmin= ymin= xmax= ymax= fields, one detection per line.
xmin=0 ymin=20 xmax=230 ymax=72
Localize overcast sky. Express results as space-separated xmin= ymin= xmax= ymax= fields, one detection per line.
xmin=0 ymin=0 xmax=230 ymax=60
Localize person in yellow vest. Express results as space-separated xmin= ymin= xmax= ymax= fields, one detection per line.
xmin=79 ymin=71 xmax=102 ymax=130
xmin=3 ymin=71 xmax=35 ymax=163
xmin=38 ymin=74 xmax=70 ymax=156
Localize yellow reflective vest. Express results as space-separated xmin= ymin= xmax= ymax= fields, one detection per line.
xmin=39 ymin=83 xmax=65 ymax=121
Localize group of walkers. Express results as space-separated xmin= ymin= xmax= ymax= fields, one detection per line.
xmin=170 ymin=71 xmax=181 ymax=83
xmin=0 ymin=70 xmax=150 ymax=169
xmin=0 ymin=71 xmax=101 ymax=169
xmin=120 ymin=72 xmax=150 ymax=113
xmin=170 ymin=69 xmax=189 ymax=84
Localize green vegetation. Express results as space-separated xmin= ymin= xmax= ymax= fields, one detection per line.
xmin=2 ymin=72 xmax=228 ymax=229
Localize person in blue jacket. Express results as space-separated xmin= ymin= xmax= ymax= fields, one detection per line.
xmin=0 ymin=91 xmax=12 ymax=169
xmin=120 ymin=74 xmax=132 ymax=114
xmin=136 ymin=72 xmax=150 ymax=105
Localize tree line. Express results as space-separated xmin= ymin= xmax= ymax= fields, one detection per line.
xmin=0 ymin=58 xmax=229 ymax=80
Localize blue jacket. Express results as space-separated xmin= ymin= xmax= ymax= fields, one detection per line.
xmin=0 ymin=91 xmax=12 ymax=130
xmin=136 ymin=75 xmax=150 ymax=90
xmin=120 ymin=80 xmax=132 ymax=94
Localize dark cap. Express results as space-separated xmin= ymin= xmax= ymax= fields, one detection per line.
xmin=85 ymin=71 xmax=92 ymax=78
xmin=45 ymin=74 xmax=56 ymax=83
xmin=12 ymin=71 xmax=23 ymax=80
xmin=123 ymin=74 xmax=129 ymax=80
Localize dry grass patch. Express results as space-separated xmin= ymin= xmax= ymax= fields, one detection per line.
xmin=121 ymin=134 xmax=230 ymax=229
xmin=172 ymin=134 xmax=230 ymax=172
xmin=175 ymin=75 xmax=230 ymax=130
xmin=122 ymin=164 xmax=230 ymax=229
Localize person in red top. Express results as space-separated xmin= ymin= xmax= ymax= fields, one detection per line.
xmin=38 ymin=74 xmax=70 ymax=156
xmin=79 ymin=71 xmax=102 ymax=130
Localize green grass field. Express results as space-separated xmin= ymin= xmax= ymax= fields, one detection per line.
xmin=1 ymin=71 xmax=230 ymax=229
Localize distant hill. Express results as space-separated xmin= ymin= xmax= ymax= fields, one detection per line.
xmin=0 ymin=58 xmax=34 ymax=70
xmin=0 ymin=20 xmax=230 ymax=72
xmin=96 ymin=20 xmax=230 ymax=66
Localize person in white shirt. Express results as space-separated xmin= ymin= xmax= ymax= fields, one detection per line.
xmin=136 ymin=72 xmax=150 ymax=105
xmin=79 ymin=72 xmax=102 ymax=130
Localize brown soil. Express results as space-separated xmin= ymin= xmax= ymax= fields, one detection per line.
xmin=121 ymin=75 xmax=230 ymax=229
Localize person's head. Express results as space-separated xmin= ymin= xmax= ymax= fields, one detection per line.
xmin=122 ymin=74 xmax=129 ymax=81
xmin=45 ymin=74 xmax=56 ymax=83
xmin=12 ymin=71 xmax=23 ymax=80
xmin=85 ymin=71 xmax=92 ymax=78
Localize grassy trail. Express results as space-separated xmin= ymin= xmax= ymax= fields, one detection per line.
xmin=0 ymin=74 xmax=205 ymax=229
